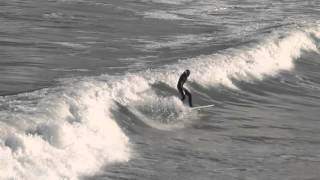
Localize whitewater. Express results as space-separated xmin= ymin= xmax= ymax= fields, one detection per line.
xmin=0 ymin=0 xmax=320 ymax=179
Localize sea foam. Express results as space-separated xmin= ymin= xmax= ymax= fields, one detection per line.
xmin=0 ymin=80 xmax=130 ymax=180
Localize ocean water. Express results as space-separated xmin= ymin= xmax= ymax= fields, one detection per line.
xmin=0 ymin=0 xmax=320 ymax=179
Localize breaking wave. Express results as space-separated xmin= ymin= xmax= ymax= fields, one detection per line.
xmin=0 ymin=25 xmax=319 ymax=179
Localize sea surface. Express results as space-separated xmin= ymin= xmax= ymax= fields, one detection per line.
xmin=1 ymin=0 xmax=320 ymax=179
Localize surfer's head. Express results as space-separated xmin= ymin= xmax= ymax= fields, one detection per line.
xmin=185 ymin=69 xmax=190 ymax=76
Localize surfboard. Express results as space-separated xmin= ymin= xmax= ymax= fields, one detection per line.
xmin=191 ymin=104 xmax=214 ymax=110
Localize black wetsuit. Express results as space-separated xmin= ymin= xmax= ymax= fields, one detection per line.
xmin=177 ymin=72 xmax=192 ymax=107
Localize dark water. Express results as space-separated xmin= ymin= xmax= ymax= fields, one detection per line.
xmin=0 ymin=0 xmax=320 ymax=179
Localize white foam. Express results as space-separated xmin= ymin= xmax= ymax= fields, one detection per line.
xmin=0 ymin=80 xmax=130 ymax=179
xmin=127 ymin=90 xmax=196 ymax=130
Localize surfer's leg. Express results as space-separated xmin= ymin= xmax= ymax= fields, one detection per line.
xmin=178 ymin=86 xmax=185 ymax=101
xmin=183 ymin=88 xmax=192 ymax=107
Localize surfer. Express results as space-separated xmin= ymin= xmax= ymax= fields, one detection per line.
xmin=177 ymin=69 xmax=192 ymax=107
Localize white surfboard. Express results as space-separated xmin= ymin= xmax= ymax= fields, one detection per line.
xmin=191 ymin=104 xmax=214 ymax=110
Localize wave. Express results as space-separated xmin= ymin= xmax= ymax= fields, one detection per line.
xmin=0 ymin=25 xmax=319 ymax=179
xmin=150 ymin=25 xmax=320 ymax=89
